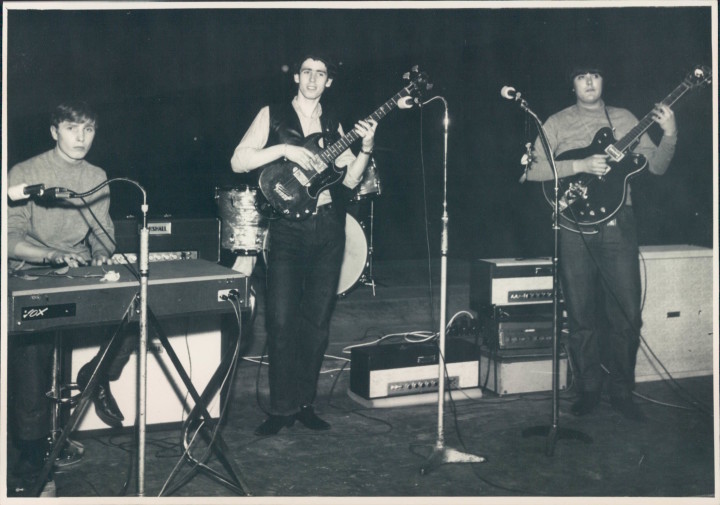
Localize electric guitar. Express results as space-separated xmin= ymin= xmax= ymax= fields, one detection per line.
xmin=541 ymin=65 xmax=711 ymax=229
xmin=258 ymin=67 xmax=431 ymax=220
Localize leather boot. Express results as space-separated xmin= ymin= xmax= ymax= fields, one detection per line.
xmin=254 ymin=414 xmax=295 ymax=436
xmin=77 ymin=362 xmax=124 ymax=428
xmin=295 ymin=404 xmax=330 ymax=431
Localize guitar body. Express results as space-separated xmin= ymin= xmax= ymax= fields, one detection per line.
xmin=541 ymin=127 xmax=647 ymax=228
xmin=258 ymin=133 xmax=347 ymax=220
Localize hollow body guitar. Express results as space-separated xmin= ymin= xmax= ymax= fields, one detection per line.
xmin=259 ymin=68 xmax=430 ymax=220
xmin=541 ymin=65 xmax=711 ymax=229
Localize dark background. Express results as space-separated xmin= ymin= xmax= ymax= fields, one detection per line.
xmin=5 ymin=5 xmax=714 ymax=260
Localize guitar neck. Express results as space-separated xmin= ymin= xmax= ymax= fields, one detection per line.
xmin=317 ymin=87 xmax=413 ymax=166
xmin=613 ymin=80 xmax=692 ymax=153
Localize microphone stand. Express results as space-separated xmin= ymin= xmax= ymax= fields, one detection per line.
xmin=137 ymin=200 xmax=150 ymax=495
xmin=420 ymin=96 xmax=485 ymax=475
xmin=511 ymin=93 xmax=592 ymax=455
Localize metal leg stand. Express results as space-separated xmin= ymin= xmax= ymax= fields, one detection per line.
xmin=147 ymin=310 xmax=250 ymax=496
xmin=27 ymin=302 xmax=137 ymax=497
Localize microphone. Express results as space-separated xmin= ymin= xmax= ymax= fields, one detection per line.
xmin=8 ymin=183 xmax=74 ymax=202
xmin=398 ymin=96 xmax=415 ymax=109
xmin=500 ymin=86 xmax=518 ymax=100
xmin=8 ymin=183 xmax=46 ymax=201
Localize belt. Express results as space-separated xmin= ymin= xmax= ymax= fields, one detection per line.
xmin=312 ymin=203 xmax=334 ymax=216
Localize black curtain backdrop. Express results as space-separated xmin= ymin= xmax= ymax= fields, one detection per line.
xmin=5 ymin=5 xmax=714 ymax=261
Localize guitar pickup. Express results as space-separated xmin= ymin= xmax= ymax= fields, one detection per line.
xmin=273 ymin=183 xmax=293 ymax=201
xmin=292 ymin=167 xmax=311 ymax=186
xmin=605 ymin=145 xmax=625 ymax=162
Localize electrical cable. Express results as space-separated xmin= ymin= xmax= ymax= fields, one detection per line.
xmin=418 ymin=106 xmax=437 ymax=333
xmin=158 ymin=295 xmax=245 ymax=496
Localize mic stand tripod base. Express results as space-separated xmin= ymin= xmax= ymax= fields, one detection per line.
xmin=420 ymin=444 xmax=485 ymax=475
xmin=522 ymin=425 xmax=593 ymax=457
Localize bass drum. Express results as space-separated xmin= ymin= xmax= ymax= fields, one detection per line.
xmin=263 ymin=214 xmax=368 ymax=296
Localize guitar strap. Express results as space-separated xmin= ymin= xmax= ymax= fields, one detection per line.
xmin=603 ymin=107 xmax=616 ymax=135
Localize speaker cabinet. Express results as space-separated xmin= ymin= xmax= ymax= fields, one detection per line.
xmin=635 ymin=245 xmax=713 ymax=382
xmin=68 ymin=316 xmax=224 ymax=431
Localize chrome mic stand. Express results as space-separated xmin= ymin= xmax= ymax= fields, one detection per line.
xmin=358 ymin=199 xmax=379 ymax=296
xmin=420 ymin=96 xmax=484 ymax=474
xmin=507 ymin=90 xmax=593 ymax=455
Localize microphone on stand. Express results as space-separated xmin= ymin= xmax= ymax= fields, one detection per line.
xmin=398 ymin=96 xmax=416 ymax=109
xmin=500 ymin=85 xmax=518 ymax=100
xmin=8 ymin=183 xmax=74 ymax=201
xmin=8 ymin=183 xmax=47 ymax=201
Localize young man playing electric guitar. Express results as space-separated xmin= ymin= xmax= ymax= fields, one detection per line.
xmin=231 ymin=52 xmax=377 ymax=436
xmin=526 ymin=64 xmax=678 ymax=422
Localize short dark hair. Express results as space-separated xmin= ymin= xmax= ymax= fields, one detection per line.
xmin=293 ymin=51 xmax=338 ymax=79
xmin=51 ymin=101 xmax=98 ymax=129
xmin=568 ymin=65 xmax=604 ymax=83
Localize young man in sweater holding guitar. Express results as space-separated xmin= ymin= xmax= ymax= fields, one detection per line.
xmin=526 ymin=64 xmax=678 ymax=422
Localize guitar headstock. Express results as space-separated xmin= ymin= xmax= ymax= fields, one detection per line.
xmin=685 ymin=65 xmax=712 ymax=89
xmin=402 ymin=66 xmax=433 ymax=101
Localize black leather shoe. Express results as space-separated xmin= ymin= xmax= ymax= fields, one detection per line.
xmin=611 ymin=396 xmax=646 ymax=422
xmin=77 ymin=362 xmax=124 ymax=428
xmin=295 ymin=404 xmax=330 ymax=431
xmin=571 ymin=391 xmax=601 ymax=417
xmin=254 ymin=415 xmax=295 ymax=436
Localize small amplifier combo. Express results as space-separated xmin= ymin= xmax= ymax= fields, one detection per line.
xmin=348 ymin=339 xmax=483 ymax=408
xmin=470 ymin=257 xmax=555 ymax=309
xmin=111 ymin=216 xmax=221 ymax=264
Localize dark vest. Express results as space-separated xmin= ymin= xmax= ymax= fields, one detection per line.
xmin=266 ymin=101 xmax=351 ymax=220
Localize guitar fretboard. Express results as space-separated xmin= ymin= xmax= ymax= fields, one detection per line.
xmin=318 ymin=85 xmax=415 ymax=165
xmin=613 ymin=80 xmax=693 ymax=154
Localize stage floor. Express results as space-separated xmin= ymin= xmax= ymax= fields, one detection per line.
xmin=5 ymin=259 xmax=716 ymax=501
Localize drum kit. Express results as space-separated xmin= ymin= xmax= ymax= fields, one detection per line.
xmin=215 ymin=157 xmax=382 ymax=296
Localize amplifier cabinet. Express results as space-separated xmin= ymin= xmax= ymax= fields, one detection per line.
xmin=350 ymin=339 xmax=480 ymax=400
xmin=635 ymin=245 xmax=714 ymax=382
xmin=470 ymin=257 xmax=554 ymax=311
xmin=480 ymin=347 xmax=567 ymax=396
xmin=68 ymin=316 xmax=223 ymax=431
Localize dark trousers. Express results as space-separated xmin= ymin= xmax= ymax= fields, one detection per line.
xmin=9 ymin=327 xmax=135 ymax=442
xmin=559 ymin=205 xmax=642 ymax=399
xmin=265 ymin=208 xmax=345 ymax=415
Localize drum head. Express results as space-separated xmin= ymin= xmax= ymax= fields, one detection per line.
xmin=337 ymin=214 xmax=368 ymax=295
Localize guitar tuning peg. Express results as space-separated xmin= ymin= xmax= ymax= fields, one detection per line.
xmin=402 ymin=72 xmax=410 ymax=80
xmin=411 ymin=65 xmax=419 ymax=72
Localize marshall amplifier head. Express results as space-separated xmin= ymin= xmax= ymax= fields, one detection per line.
xmin=111 ymin=216 xmax=221 ymax=264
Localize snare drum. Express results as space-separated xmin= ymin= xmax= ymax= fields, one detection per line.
xmin=262 ymin=213 xmax=368 ymax=296
xmin=352 ymin=157 xmax=381 ymax=201
xmin=215 ymin=185 xmax=268 ymax=254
